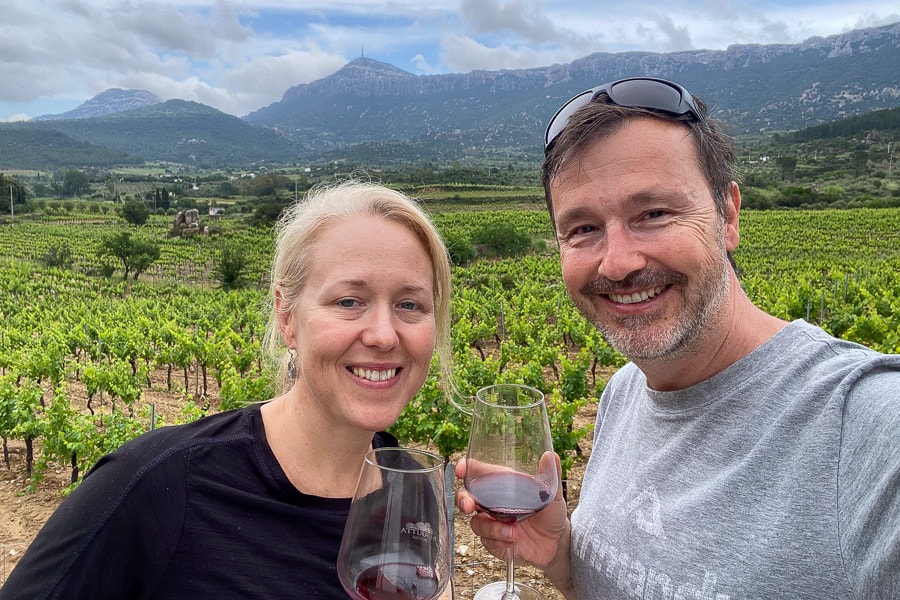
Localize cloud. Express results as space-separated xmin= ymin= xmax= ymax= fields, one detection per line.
xmin=459 ymin=0 xmax=559 ymax=44
xmin=446 ymin=0 xmax=607 ymax=72
xmin=458 ymin=0 xmax=602 ymax=51
xmin=440 ymin=33 xmax=573 ymax=73
xmin=220 ymin=48 xmax=348 ymax=115
xmin=411 ymin=54 xmax=440 ymax=75
xmin=651 ymin=14 xmax=694 ymax=51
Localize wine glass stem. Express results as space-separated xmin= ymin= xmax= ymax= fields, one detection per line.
xmin=504 ymin=545 xmax=517 ymax=600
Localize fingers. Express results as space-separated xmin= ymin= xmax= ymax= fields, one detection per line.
xmin=454 ymin=458 xmax=476 ymax=514
xmin=539 ymin=451 xmax=564 ymax=502
xmin=454 ymin=457 xmax=467 ymax=479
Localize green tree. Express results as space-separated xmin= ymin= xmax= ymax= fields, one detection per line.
xmin=775 ymin=155 xmax=797 ymax=182
xmin=472 ymin=221 xmax=534 ymax=257
xmin=61 ymin=169 xmax=91 ymax=197
xmin=853 ymin=150 xmax=869 ymax=177
xmin=98 ymin=231 xmax=161 ymax=280
xmin=119 ymin=199 xmax=150 ymax=226
xmin=216 ymin=181 xmax=240 ymax=197
xmin=0 ymin=173 xmax=28 ymax=213
xmin=214 ymin=242 xmax=249 ymax=290
xmin=241 ymin=172 xmax=290 ymax=198
xmin=441 ymin=229 xmax=476 ymax=266
xmin=40 ymin=241 xmax=74 ymax=269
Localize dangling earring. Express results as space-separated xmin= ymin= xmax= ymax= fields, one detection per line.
xmin=287 ymin=348 xmax=297 ymax=381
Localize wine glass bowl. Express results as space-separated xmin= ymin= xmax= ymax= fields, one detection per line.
xmin=338 ymin=447 xmax=452 ymax=600
xmin=464 ymin=384 xmax=558 ymax=600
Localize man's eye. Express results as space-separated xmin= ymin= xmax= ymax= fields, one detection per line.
xmin=573 ymin=224 xmax=597 ymax=235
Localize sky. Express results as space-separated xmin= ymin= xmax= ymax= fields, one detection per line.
xmin=2 ymin=1 xmax=898 ymax=122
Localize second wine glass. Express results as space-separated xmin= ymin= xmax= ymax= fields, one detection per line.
xmin=464 ymin=384 xmax=559 ymax=600
xmin=338 ymin=447 xmax=452 ymax=600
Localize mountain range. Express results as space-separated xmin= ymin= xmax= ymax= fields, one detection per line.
xmin=2 ymin=21 xmax=899 ymax=170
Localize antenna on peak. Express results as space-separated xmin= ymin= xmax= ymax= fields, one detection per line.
xmin=361 ymin=45 xmax=364 ymax=59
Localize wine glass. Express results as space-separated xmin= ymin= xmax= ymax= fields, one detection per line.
xmin=338 ymin=447 xmax=453 ymax=600
xmin=464 ymin=384 xmax=558 ymax=600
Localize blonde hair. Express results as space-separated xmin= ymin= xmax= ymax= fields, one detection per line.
xmin=262 ymin=180 xmax=454 ymax=400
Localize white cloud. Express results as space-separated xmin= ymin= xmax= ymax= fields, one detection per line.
xmin=3 ymin=114 xmax=32 ymax=123
xmin=440 ymin=34 xmax=573 ymax=73
xmin=219 ymin=48 xmax=348 ymax=115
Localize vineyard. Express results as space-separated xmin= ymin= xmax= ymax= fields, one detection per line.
xmin=1 ymin=206 xmax=899 ymax=500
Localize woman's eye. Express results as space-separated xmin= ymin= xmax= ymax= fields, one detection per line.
xmin=398 ymin=300 xmax=419 ymax=311
xmin=337 ymin=298 xmax=360 ymax=308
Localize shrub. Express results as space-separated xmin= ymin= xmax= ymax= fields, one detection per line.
xmin=472 ymin=221 xmax=533 ymax=257
xmin=41 ymin=241 xmax=73 ymax=269
xmin=441 ymin=229 xmax=476 ymax=265
xmin=214 ymin=242 xmax=249 ymax=291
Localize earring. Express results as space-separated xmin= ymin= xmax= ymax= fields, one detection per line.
xmin=287 ymin=348 xmax=297 ymax=381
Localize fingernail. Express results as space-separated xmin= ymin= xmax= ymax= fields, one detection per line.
xmin=501 ymin=525 xmax=513 ymax=539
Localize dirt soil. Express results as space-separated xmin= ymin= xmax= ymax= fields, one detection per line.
xmin=0 ymin=370 xmax=595 ymax=599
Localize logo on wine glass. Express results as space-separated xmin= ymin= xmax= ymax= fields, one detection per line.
xmin=402 ymin=521 xmax=435 ymax=542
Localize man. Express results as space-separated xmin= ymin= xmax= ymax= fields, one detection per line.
xmin=457 ymin=77 xmax=899 ymax=599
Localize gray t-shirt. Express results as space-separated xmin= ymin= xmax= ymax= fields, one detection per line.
xmin=570 ymin=320 xmax=899 ymax=599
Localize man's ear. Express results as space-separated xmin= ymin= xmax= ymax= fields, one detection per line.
xmin=724 ymin=181 xmax=741 ymax=253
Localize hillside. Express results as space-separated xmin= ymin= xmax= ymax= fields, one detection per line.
xmin=25 ymin=101 xmax=299 ymax=168
xmin=0 ymin=124 xmax=140 ymax=169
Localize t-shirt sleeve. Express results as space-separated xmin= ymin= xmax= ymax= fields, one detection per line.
xmin=837 ymin=362 xmax=900 ymax=598
xmin=0 ymin=438 xmax=188 ymax=599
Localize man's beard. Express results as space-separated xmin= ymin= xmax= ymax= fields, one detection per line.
xmin=576 ymin=250 xmax=731 ymax=361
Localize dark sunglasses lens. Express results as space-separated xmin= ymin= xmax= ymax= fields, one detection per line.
xmin=545 ymin=89 xmax=594 ymax=147
xmin=609 ymin=79 xmax=684 ymax=114
xmin=545 ymin=78 xmax=700 ymax=152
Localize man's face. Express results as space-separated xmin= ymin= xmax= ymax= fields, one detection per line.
xmin=550 ymin=116 xmax=738 ymax=361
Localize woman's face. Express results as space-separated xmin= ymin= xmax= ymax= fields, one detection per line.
xmin=279 ymin=213 xmax=437 ymax=433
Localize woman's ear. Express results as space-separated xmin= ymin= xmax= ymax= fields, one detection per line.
xmin=275 ymin=287 xmax=295 ymax=348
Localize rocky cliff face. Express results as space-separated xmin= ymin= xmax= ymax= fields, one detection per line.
xmin=245 ymin=22 xmax=900 ymax=147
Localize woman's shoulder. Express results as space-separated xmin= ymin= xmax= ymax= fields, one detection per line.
xmin=94 ymin=404 xmax=262 ymax=474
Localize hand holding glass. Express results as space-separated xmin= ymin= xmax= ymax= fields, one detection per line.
xmin=464 ymin=384 xmax=559 ymax=600
xmin=338 ymin=447 xmax=452 ymax=600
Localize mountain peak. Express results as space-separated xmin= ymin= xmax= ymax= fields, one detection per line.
xmin=268 ymin=57 xmax=416 ymax=108
xmin=35 ymin=89 xmax=161 ymax=121
xmin=337 ymin=57 xmax=415 ymax=79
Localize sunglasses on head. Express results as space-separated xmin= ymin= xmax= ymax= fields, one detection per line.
xmin=543 ymin=77 xmax=706 ymax=154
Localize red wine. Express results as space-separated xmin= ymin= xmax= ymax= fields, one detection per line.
xmin=353 ymin=561 xmax=439 ymax=600
xmin=467 ymin=471 xmax=553 ymax=523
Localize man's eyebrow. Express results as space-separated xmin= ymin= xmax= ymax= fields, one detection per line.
xmin=554 ymin=189 xmax=682 ymax=224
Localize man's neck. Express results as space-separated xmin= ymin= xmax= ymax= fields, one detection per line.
xmin=638 ymin=287 xmax=787 ymax=391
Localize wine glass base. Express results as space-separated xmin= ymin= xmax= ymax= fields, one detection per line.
xmin=473 ymin=580 xmax=545 ymax=600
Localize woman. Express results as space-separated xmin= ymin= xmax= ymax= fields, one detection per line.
xmin=0 ymin=181 xmax=454 ymax=599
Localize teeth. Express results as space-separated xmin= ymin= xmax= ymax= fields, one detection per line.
xmin=609 ymin=286 xmax=665 ymax=305
xmin=351 ymin=367 xmax=397 ymax=382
